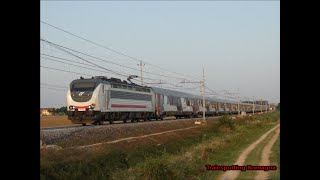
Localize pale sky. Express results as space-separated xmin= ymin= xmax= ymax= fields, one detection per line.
xmin=40 ymin=1 xmax=280 ymax=108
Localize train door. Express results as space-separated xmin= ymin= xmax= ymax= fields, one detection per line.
xmin=100 ymin=85 xmax=107 ymax=111
xmin=193 ymin=98 xmax=199 ymax=113
xmin=156 ymin=93 xmax=164 ymax=117
xmin=177 ymin=97 xmax=182 ymax=111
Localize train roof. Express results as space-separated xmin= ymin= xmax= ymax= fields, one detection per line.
xmin=151 ymin=87 xmax=255 ymax=105
xmin=70 ymin=76 xmax=149 ymax=88
xmin=70 ymin=77 xmax=265 ymax=106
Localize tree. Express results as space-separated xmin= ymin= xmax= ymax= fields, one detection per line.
xmin=55 ymin=106 xmax=67 ymax=115
xmin=47 ymin=108 xmax=56 ymax=115
xmin=276 ymin=103 xmax=280 ymax=111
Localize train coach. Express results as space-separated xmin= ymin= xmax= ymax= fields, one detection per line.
xmin=66 ymin=76 xmax=267 ymax=125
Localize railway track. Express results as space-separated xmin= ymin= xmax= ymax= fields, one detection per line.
xmin=40 ymin=111 xmax=266 ymax=131
xmin=40 ymin=112 xmax=267 ymax=147
xmin=40 ymin=116 xmax=220 ymax=131
xmin=40 ymin=111 xmax=266 ymax=132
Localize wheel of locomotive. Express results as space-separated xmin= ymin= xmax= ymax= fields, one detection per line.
xmin=82 ymin=123 xmax=86 ymax=126
xmin=98 ymin=121 xmax=103 ymax=125
xmin=123 ymin=119 xmax=127 ymax=123
xmin=109 ymin=119 xmax=114 ymax=124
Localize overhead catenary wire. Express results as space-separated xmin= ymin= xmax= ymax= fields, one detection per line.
xmin=41 ymin=23 xmax=264 ymax=102
xmin=41 ymin=20 xmax=202 ymax=81
xmin=41 ymin=54 xmax=165 ymax=82
xmin=41 ymin=86 xmax=67 ymax=92
xmin=41 ymin=83 xmax=67 ymax=89
xmin=41 ymin=38 xmax=193 ymax=81
xmin=41 ymin=39 xmax=198 ymax=91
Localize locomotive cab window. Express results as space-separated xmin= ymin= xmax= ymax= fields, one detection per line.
xmin=71 ymin=82 xmax=96 ymax=92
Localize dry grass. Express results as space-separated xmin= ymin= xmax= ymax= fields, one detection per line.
xmin=40 ymin=115 xmax=76 ymax=127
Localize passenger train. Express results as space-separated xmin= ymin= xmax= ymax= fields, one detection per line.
xmin=66 ymin=76 xmax=268 ymax=126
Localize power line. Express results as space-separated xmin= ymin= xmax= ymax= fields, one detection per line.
xmin=41 ymin=21 xmax=255 ymax=103
xmin=41 ymin=54 xmax=162 ymax=82
xmin=41 ymin=65 xmax=160 ymax=87
xmin=41 ymin=86 xmax=67 ymax=92
xmin=41 ymin=65 xmax=95 ymax=77
xmin=41 ymin=21 xmax=202 ymax=81
xmin=41 ymin=39 xmax=211 ymax=92
xmin=41 ymin=39 xmax=203 ymax=92
xmin=41 ymin=38 xmax=133 ymax=78
xmin=41 ymin=20 xmax=143 ymax=62
xmin=41 ymin=38 xmax=192 ymax=81
xmin=41 ymin=55 xmax=129 ymax=78
xmin=41 ymin=83 xmax=67 ymax=89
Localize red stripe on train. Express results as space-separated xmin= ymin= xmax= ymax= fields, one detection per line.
xmin=76 ymin=106 xmax=88 ymax=109
xmin=111 ymin=104 xmax=146 ymax=108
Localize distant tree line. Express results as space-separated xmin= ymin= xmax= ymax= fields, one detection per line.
xmin=48 ymin=106 xmax=67 ymax=115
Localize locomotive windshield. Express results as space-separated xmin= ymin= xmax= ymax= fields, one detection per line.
xmin=70 ymin=81 xmax=97 ymax=102
xmin=71 ymin=82 xmax=96 ymax=92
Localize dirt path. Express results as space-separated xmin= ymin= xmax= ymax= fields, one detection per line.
xmin=254 ymin=127 xmax=280 ymax=180
xmin=219 ymin=123 xmax=280 ymax=180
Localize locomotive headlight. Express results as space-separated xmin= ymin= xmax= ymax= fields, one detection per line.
xmin=88 ymin=105 xmax=92 ymax=109
xmin=69 ymin=105 xmax=75 ymax=110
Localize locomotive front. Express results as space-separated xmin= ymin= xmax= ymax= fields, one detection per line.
xmin=66 ymin=78 xmax=101 ymax=125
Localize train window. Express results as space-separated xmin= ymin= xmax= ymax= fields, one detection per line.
xmin=110 ymin=90 xmax=152 ymax=101
xmin=71 ymin=82 xmax=96 ymax=92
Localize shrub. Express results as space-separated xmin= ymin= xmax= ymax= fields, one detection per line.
xmin=218 ymin=115 xmax=235 ymax=130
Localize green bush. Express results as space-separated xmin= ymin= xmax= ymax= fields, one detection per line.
xmin=218 ymin=115 xmax=235 ymax=130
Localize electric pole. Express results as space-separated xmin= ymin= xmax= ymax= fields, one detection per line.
xmin=181 ymin=68 xmax=205 ymax=124
xmin=253 ymin=96 xmax=255 ymax=114
xmin=237 ymin=88 xmax=240 ymax=116
xmin=137 ymin=61 xmax=145 ymax=86
xmin=202 ymin=68 xmax=206 ymax=123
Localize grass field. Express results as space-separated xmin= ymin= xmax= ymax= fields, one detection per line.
xmin=268 ymin=135 xmax=280 ymax=179
xmin=40 ymin=111 xmax=280 ymax=180
xmin=40 ymin=115 xmax=75 ymax=127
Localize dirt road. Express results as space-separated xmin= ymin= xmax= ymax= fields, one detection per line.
xmin=219 ymin=123 xmax=280 ymax=180
xmin=254 ymin=127 xmax=280 ymax=180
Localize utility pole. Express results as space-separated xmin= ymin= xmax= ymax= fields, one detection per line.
xmin=137 ymin=61 xmax=145 ymax=86
xmin=237 ymin=88 xmax=240 ymax=116
xmin=253 ymin=96 xmax=255 ymax=114
xmin=260 ymin=99 xmax=262 ymax=113
xmin=202 ymin=68 xmax=206 ymax=123
xmin=180 ymin=68 xmax=205 ymax=124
